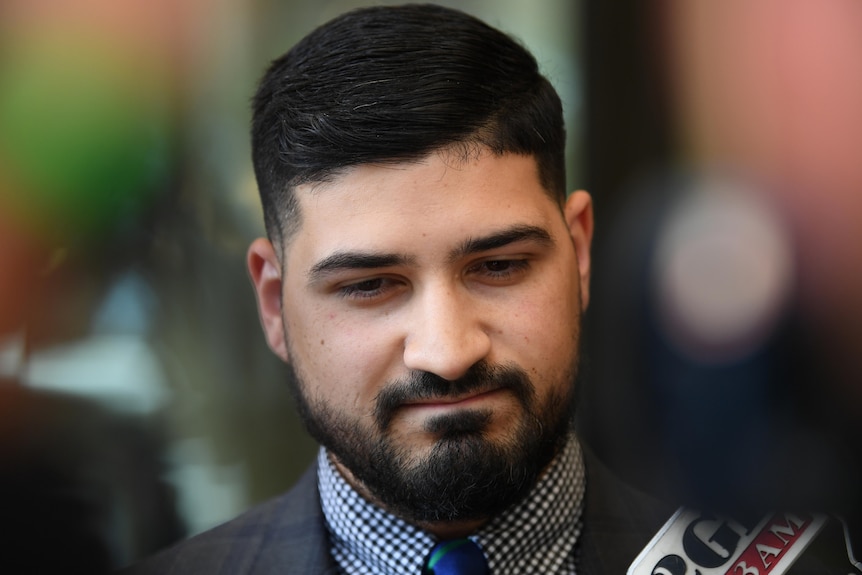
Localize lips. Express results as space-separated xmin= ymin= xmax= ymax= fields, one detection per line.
xmin=373 ymin=363 xmax=534 ymax=430
xmin=401 ymin=387 xmax=504 ymax=409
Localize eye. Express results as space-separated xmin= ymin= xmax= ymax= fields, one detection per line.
xmin=336 ymin=277 xmax=401 ymax=301
xmin=485 ymin=260 xmax=516 ymax=273
xmin=470 ymin=258 xmax=530 ymax=282
xmin=339 ymin=278 xmax=384 ymax=298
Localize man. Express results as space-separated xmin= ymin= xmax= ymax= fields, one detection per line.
xmin=125 ymin=4 xmax=669 ymax=573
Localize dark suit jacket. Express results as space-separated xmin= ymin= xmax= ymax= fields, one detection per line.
xmin=122 ymin=448 xmax=671 ymax=574
xmin=122 ymin=465 xmax=337 ymax=574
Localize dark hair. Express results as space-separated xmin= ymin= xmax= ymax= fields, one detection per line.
xmin=251 ymin=3 xmax=566 ymax=249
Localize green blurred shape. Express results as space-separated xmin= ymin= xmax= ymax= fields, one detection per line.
xmin=0 ymin=35 xmax=174 ymax=246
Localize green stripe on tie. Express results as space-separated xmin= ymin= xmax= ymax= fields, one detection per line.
xmin=424 ymin=538 xmax=489 ymax=574
xmin=427 ymin=539 xmax=472 ymax=570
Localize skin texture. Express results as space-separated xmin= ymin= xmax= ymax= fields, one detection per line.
xmin=248 ymin=149 xmax=593 ymax=537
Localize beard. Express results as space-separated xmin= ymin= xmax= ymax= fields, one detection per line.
xmin=285 ymin=358 xmax=579 ymax=524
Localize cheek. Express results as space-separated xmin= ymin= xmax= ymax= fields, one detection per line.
xmin=523 ymin=299 xmax=581 ymax=404
xmin=521 ymin=274 xmax=581 ymax=333
xmin=286 ymin=306 xmax=401 ymax=408
xmin=500 ymin=275 xmax=582 ymax=371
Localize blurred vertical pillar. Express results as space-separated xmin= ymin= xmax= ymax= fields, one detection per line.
xmin=579 ymin=0 xmax=674 ymax=456
xmin=581 ymin=0 xmax=673 ymax=222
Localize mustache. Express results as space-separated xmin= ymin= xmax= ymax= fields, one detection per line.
xmin=373 ymin=362 xmax=535 ymax=430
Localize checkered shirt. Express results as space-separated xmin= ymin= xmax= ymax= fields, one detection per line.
xmin=318 ymin=435 xmax=586 ymax=574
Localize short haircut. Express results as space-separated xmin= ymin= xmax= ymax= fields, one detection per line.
xmin=251 ymin=3 xmax=567 ymax=251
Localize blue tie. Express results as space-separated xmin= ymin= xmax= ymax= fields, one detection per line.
xmin=422 ymin=538 xmax=489 ymax=575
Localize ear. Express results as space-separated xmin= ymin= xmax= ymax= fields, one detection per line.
xmin=247 ymin=238 xmax=290 ymax=363
xmin=564 ymin=190 xmax=594 ymax=311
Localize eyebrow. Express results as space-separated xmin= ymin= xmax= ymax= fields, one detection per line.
xmin=306 ymin=224 xmax=554 ymax=283
xmin=307 ymin=252 xmax=415 ymax=283
xmin=449 ymin=224 xmax=554 ymax=262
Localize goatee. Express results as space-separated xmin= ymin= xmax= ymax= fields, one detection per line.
xmin=287 ymin=361 xmax=577 ymax=523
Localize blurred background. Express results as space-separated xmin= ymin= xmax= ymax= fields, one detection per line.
xmin=2 ymin=0 xmax=862 ymax=571
xmin=581 ymin=0 xmax=862 ymax=535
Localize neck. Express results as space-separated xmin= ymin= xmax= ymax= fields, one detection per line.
xmin=415 ymin=518 xmax=486 ymax=540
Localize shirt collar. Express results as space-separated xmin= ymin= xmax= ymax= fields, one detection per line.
xmin=319 ymin=435 xmax=586 ymax=575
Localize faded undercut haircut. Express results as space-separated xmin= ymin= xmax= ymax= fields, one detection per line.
xmin=251 ymin=3 xmax=567 ymax=253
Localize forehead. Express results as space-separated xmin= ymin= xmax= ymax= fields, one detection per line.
xmin=283 ymin=151 xmax=562 ymax=263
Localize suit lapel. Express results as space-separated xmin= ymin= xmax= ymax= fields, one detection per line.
xmin=244 ymin=464 xmax=338 ymax=574
xmin=578 ymin=446 xmax=674 ymax=575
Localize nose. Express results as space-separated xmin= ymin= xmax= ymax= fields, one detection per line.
xmin=402 ymin=284 xmax=491 ymax=381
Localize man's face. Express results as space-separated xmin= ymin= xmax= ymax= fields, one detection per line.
xmin=249 ymin=149 xmax=593 ymax=526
